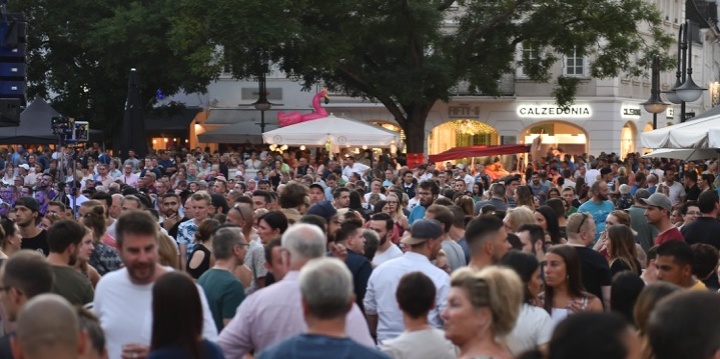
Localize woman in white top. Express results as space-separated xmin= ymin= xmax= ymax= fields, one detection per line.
xmin=1 ymin=162 xmax=14 ymax=185
xmin=500 ymin=251 xmax=553 ymax=356
xmin=441 ymin=267 xmax=523 ymax=359
xmin=540 ymin=245 xmax=603 ymax=327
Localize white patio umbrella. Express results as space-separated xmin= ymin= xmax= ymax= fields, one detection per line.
xmin=642 ymin=148 xmax=720 ymax=161
xmin=262 ymin=114 xmax=400 ymax=148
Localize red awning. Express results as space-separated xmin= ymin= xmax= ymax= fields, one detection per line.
xmin=428 ymin=144 xmax=530 ymax=163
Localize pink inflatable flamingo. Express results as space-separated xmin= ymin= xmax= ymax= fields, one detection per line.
xmin=278 ymin=88 xmax=330 ymax=127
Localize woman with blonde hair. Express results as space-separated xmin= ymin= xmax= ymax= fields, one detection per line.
xmin=503 ymin=207 xmax=538 ymax=233
xmin=157 ymin=231 xmax=180 ymax=270
xmin=442 ymin=266 xmax=524 ymax=359
xmin=382 ymin=192 xmax=408 ymax=244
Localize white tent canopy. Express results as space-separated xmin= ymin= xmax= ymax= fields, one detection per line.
xmin=642 ymin=148 xmax=720 ymax=161
xmin=262 ymin=114 xmax=400 ymax=147
xmin=198 ymin=121 xmax=277 ymax=144
xmin=641 ymin=105 xmax=720 ymax=148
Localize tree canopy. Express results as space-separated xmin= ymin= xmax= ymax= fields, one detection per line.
xmin=14 ymin=0 xmax=673 ymax=152
xmin=11 ymin=0 xmax=211 ymax=144
xmin=172 ymin=0 xmax=673 ymax=152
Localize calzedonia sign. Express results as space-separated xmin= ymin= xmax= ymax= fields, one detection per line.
xmin=516 ymin=104 xmax=592 ymax=118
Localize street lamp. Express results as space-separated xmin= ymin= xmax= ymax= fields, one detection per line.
xmin=642 ymin=55 xmax=669 ymax=129
xmin=252 ymin=73 xmax=272 ymax=133
xmin=664 ymin=20 xmax=707 ymax=122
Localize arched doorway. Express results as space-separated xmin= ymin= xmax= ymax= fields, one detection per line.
xmin=429 ymin=120 xmax=499 ymax=155
xmin=643 ymin=122 xmax=653 ymax=133
xmin=522 ymin=121 xmax=588 ymax=155
xmin=620 ymin=121 xmax=637 ymax=159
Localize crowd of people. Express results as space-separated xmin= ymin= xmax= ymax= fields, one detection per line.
xmin=0 ymin=143 xmax=719 ymax=359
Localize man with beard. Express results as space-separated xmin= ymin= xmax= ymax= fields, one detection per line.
xmin=465 ymin=214 xmax=511 ymax=270
xmin=119 ymin=163 xmax=139 ymax=188
xmin=45 ymin=219 xmax=94 ymax=305
xmin=160 ymin=193 xmax=185 ymax=240
xmin=663 ymin=167 xmax=686 ymax=206
xmin=577 ymin=181 xmax=614 ymax=242
xmin=33 ymin=189 xmax=50 ymax=216
xmin=367 ymin=213 xmax=402 ymax=265
xmin=36 ymin=171 xmax=56 ymax=199
xmin=364 ymin=219 xmax=450 ymax=342
xmin=566 ymin=213 xmax=612 ymax=309
xmin=0 ymin=185 xmax=16 ymax=207
xmin=408 ymin=180 xmax=439 ymax=225
xmin=641 ymin=192 xmax=683 ymax=245
xmin=94 ymin=210 xmax=218 ymax=359
xmin=15 ymin=197 xmax=49 ymax=255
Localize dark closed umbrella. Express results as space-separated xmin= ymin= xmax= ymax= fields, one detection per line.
xmin=120 ymin=68 xmax=148 ymax=161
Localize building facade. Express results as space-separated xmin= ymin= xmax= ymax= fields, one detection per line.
xmin=163 ymin=0 xmax=720 ymax=160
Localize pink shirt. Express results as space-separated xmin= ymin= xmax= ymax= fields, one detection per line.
xmin=102 ymin=233 xmax=117 ymax=249
xmin=218 ymin=271 xmax=374 ymax=358
xmin=120 ymin=172 xmax=139 ymax=188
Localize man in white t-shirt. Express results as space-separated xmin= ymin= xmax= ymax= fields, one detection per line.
xmin=94 ymin=210 xmax=218 ymax=359
xmin=342 ymin=156 xmax=370 ymax=179
xmin=663 ymin=167 xmax=686 ymax=206
xmin=364 ymin=180 xmax=387 ymax=203
xmin=368 ymin=213 xmax=403 ymax=265
xmin=378 ymin=271 xmax=455 ymax=359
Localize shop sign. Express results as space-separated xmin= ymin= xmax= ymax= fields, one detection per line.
xmin=666 ymin=108 xmax=674 ymax=119
xmin=448 ymin=105 xmax=480 ymax=118
xmin=622 ymin=107 xmax=641 ymax=118
xmin=516 ymin=104 xmax=592 ymax=118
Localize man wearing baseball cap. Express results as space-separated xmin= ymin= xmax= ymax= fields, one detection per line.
xmin=15 ymin=196 xmax=49 ymax=255
xmin=364 ymin=219 xmax=450 ymax=342
xmin=641 ymin=192 xmax=683 ymax=245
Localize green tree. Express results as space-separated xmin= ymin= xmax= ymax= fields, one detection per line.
xmin=11 ymin=0 xmax=210 ymax=144
xmin=172 ymin=0 xmax=672 ymax=153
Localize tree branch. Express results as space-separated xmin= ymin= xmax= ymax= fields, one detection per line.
xmin=335 ymin=65 xmax=408 ymax=128
xmin=437 ymin=0 xmax=456 ymax=11
xmin=457 ymin=0 xmax=527 ymax=63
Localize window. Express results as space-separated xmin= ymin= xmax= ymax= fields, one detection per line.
xmin=518 ymin=43 xmax=540 ymax=78
xmin=565 ymin=47 xmax=585 ymax=76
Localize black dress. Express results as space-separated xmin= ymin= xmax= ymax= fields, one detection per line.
xmin=186 ymin=244 xmax=211 ymax=279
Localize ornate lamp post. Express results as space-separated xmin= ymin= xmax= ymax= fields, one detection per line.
xmin=664 ymin=20 xmax=706 ymax=122
xmin=642 ymin=55 xmax=669 ymax=129
xmin=252 ymin=73 xmax=272 ymax=133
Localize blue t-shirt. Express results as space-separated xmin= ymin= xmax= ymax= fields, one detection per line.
xmin=577 ymin=199 xmax=615 ymax=242
xmin=148 ymin=339 xmax=225 ymax=359
xmin=408 ymin=205 xmax=426 ymax=225
xmin=258 ymin=334 xmax=390 ymax=359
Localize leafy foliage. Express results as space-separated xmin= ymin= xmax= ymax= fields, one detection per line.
xmin=11 ymin=0 xmax=211 ymax=141
xmin=15 ymin=0 xmax=672 ymax=151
